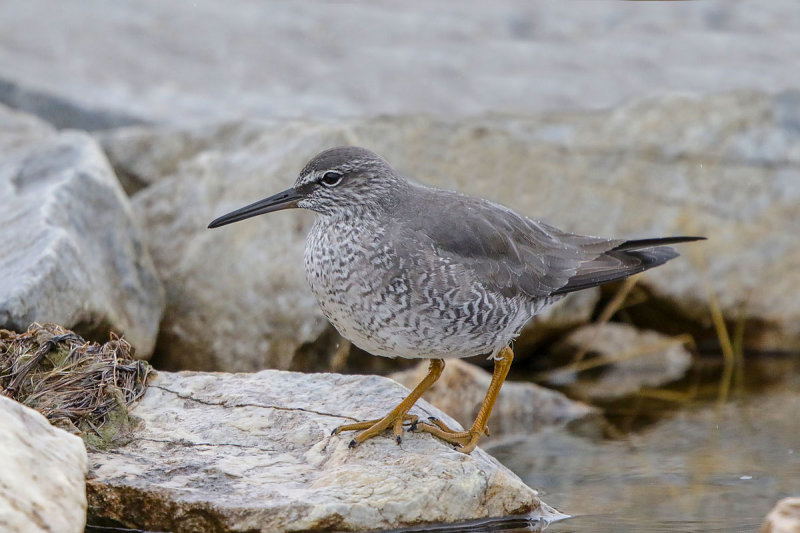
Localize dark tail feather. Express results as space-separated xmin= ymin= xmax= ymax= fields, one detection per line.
xmin=611 ymin=236 xmax=705 ymax=252
xmin=552 ymin=236 xmax=704 ymax=296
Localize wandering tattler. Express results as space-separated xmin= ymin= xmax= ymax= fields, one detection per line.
xmin=209 ymin=146 xmax=702 ymax=453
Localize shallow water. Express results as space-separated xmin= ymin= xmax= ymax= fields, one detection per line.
xmin=485 ymin=356 xmax=800 ymax=533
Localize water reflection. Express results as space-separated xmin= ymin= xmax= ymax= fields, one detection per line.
xmin=485 ymin=357 xmax=800 ymax=533
xmin=385 ymin=514 xmax=551 ymax=532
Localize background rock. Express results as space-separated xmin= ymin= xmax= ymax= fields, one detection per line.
xmin=545 ymin=323 xmax=693 ymax=401
xmin=0 ymin=108 xmax=164 ymax=357
xmin=132 ymin=124 xmax=351 ymax=371
xmin=96 ymin=121 xmax=270 ymax=195
xmin=0 ymin=103 xmax=54 ymax=149
xmin=761 ymin=497 xmax=800 ymax=533
xmin=119 ymin=90 xmax=799 ymax=371
xmin=0 ymin=395 xmax=88 ymax=533
xmin=87 ymin=370 xmax=544 ymax=532
xmin=2 ymin=2 xmax=800 ymax=126
xmin=390 ymin=359 xmax=597 ymax=437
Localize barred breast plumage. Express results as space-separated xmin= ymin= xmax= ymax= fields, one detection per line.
xmin=304 ymin=206 xmax=557 ymax=360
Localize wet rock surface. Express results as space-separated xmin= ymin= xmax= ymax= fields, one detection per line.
xmin=486 ymin=371 xmax=800 ymax=532
xmin=0 ymin=395 xmax=88 ymax=533
xmin=546 ymin=323 xmax=693 ymax=401
xmin=0 ymin=106 xmax=164 ymax=357
xmin=390 ymin=359 xmax=597 ymax=438
xmin=87 ymin=370 xmax=543 ymax=532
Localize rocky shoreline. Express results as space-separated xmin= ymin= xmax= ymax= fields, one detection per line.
xmin=2 ymin=2 xmax=799 ymax=530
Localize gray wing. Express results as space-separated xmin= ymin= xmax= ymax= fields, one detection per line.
xmin=390 ymin=188 xmax=622 ymax=299
xmin=390 ymin=187 xmax=702 ymax=299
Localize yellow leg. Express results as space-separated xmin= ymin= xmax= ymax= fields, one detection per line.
xmin=332 ymin=359 xmax=444 ymax=447
xmin=416 ymin=346 xmax=513 ymax=453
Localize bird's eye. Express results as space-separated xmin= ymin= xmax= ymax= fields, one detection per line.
xmin=320 ymin=171 xmax=343 ymax=187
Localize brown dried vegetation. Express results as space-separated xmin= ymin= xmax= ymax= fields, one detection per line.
xmin=0 ymin=323 xmax=152 ymax=449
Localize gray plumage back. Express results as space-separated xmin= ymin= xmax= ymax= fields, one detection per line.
xmin=392 ymin=182 xmax=701 ymax=299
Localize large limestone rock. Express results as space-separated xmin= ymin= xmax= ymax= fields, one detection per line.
xmin=87 ymin=370 xmax=546 ymax=532
xmin=762 ymin=498 xmax=800 ymax=533
xmin=115 ymin=91 xmax=800 ymax=371
xmin=346 ymin=92 xmax=800 ymax=355
xmin=390 ymin=359 xmax=596 ymax=437
xmin=132 ymin=124 xmax=348 ymax=371
xmin=0 ymin=106 xmax=164 ymax=357
xmin=97 ymin=121 xmax=268 ymax=195
xmin=0 ymin=396 xmax=88 ymax=533
xmin=2 ymin=2 xmax=800 ymax=126
xmin=0 ymin=103 xmax=55 ymax=149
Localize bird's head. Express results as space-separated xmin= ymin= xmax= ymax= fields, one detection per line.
xmin=208 ymin=146 xmax=406 ymax=228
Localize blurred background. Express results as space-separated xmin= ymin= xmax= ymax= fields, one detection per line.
xmin=1 ymin=1 xmax=799 ymax=532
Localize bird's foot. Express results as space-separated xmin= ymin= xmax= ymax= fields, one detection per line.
xmin=332 ymin=413 xmax=420 ymax=447
xmin=414 ymin=417 xmax=488 ymax=454
xmin=424 ymin=416 xmax=490 ymax=436
xmin=330 ymin=359 xmax=445 ymax=449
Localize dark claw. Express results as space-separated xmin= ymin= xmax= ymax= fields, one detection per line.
xmin=408 ymin=421 xmax=419 ymax=432
xmin=396 ymin=435 xmax=402 ymax=445
xmin=331 ymin=427 xmax=340 ymax=436
xmin=348 ymin=439 xmax=358 ymax=449
xmin=428 ymin=416 xmax=438 ymax=422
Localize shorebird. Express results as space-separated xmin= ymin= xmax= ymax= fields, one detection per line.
xmin=209 ymin=146 xmax=702 ymax=453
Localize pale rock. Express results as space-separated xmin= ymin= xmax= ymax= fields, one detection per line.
xmin=2 ymin=2 xmax=800 ymax=125
xmin=0 ymin=103 xmax=54 ymax=150
xmin=547 ymin=323 xmax=692 ymax=400
xmin=115 ymin=91 xmax=800 ymax=370
xmin=96 ymin=121 xmax=270 ymax=195
xmin=132 ymin=124 xmax=348 ymax=371
xmin=87 ymin=370 xmax=545 ymax=532
xmin=0 ymin=109 xmax=164 ymax=357
xmin=390 ymin=359 xmax=596 ymax=437
xmin=0 ymin=395 xmax=88 ymax=533
xmin=761 ymin=498 xmax=800 ymax=533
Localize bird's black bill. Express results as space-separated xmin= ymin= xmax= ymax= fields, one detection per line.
xmin=208 ymin=187 xmax=302 ymax=228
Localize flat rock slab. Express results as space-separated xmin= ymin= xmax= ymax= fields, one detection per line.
xmin=87 ymin=370 xmax=544 ymax=532
xmin=0 ymin=104 xmax=164 ymax=357
xmin=0 ymin=396 xmax=88 ymax=533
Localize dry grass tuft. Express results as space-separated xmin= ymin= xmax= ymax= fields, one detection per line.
xmin=0 ymin=323 xmax=152 ymax=448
